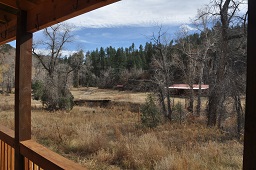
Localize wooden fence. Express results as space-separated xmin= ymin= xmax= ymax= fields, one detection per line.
xmin=0 ymin=125 xmax=85 ymax=170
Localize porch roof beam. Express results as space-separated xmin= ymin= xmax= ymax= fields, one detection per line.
xmin=243 ymin=0 xmax=256 ymax=169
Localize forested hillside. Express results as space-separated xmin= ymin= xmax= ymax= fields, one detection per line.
xmin=0 ymin=44 xmax=15 ymax=94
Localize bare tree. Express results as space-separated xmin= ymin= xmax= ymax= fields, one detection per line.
xmin=68 ymin=50 xmax=84 ymax=87
xmin=201 ymin=0 xmax=247 ymax=126
xmin=228 ymin=26 xmax=247 ymax=137
xmin=0 ymin=46 xmax=15 ymax=94
xmin=32 ymin=55 xmax=46 ymax=83
xmin=194 ymin=8 xmax=216 ymax=116
xmin=33 ymin=23 xmax=73 ymax=77
xmin=151 ymin=28 xmax=173 ymax=120
xmin=32 ymin=23 xmax=75 ymax=110
xmin=174 ymin=27 xmax=199 ymax=114
xmin=80 ymin=52 xmax=96 ymax=87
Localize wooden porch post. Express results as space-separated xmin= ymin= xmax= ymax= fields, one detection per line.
xmin=14 ymin=10 xmax=32 ymax=170
xmin=243 ymin=0 xmax=256 ymax=169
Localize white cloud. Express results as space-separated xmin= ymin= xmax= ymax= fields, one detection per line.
xmin=179 ymin=24 xmax=197 ymax=31
xmin=60 ymin=50 xmax=78 ymax=57
xmin=66 ymin=0 xmax=210 ymax=28
xmin=34 ymin=49 xmax=77 ymax=57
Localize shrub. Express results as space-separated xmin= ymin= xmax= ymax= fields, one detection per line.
xmin=58 ymin=89 xmax=74 ymax=110
xmin=41 ymin=87 xmax=74 ymax=111
xmin=141 ymin=94 xmax=162 ymax=128
xmin=172 ymin=101 xmax=185 ymax=124
xmin=32 ymin=80 xmax=44 ymax=100
xmin=33 ymin=79 xmax=74 ymax=111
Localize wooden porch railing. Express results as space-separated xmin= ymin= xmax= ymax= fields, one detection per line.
xmin=0 ymin=125 xmax=15 ymax=170
xmin=0 ymin=125 xmax=85 ymax=170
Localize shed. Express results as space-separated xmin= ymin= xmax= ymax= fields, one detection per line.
xmin=169 ymin=84 xmax=209 ymax=96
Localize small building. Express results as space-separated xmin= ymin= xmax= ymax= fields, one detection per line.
xmin=169 ymin=84 xmax=209 ymax=96
xmin=115 ymin=84 xmax=124 ymax=91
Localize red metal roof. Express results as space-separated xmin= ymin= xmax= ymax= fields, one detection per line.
xmin=169 ymin=84 xmax=209 ymax=90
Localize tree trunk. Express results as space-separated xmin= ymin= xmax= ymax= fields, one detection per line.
xmin=234 ymin=95 xmax=242 ymax=138
xmin=188 ymin=86 xmax=194 ymax=113
xmin=207 ymin=0 xmax=230 ymax=127
xmin=158 ymin=88 xmax=167 ymax=116
xmin=165 ymin=71 xmax=172 ymax=120
xmin=73 ymin=69 xmax=79 ymax=87
xmin=217 ymin=95 xmax=225 ymax=128
xmin=208 ymin=87 xmax=218 ymax=126
xmin=196 ymin=61 xmax=205 ymax=116
xmin=2 ymin=82 xmax=4 ymax=93
xmin=6 ymin=77 xmax=12 ymax=93
xmin=196 ymin=87 xmax=202 ymax=116
xmin=166 ymin=86 xmax=172 ymax=120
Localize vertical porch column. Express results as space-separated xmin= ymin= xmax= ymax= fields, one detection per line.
xmin=243 ymin=0 xmax=256 ymax=169
xmin=14 ymin=10 xmax=32 ymax=170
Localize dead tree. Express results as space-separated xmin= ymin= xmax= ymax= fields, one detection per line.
xmin=202 ymin=0 xmax=247 ymax=126
xmin=174 ymin=27 xmax=199 ymax=114
xmin=194 ymin=8 xmax=216 ymax=116
xmin=151 ymin=28 xmax=173 ymax=120
xmin=32 ymin=23 xmax=75 ymax=110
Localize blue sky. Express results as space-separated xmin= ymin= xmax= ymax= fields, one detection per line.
xmin=9 ymin=0 xmax=213 ymax=56
xmin=68 ymin=25 xmax=181 ymax=52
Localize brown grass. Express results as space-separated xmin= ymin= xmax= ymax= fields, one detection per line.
xmin=0 ymin=89 xmax=243 ymax=170
xmin=71 ymin=87 xmax=148 ymax=104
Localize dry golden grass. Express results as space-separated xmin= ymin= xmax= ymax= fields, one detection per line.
xmin=0 ymin=89 xmax=244 ymax=170
xmin=71 ymin=87 xmax=148 ymax=104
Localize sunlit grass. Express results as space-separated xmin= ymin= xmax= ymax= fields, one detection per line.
xmin=0 ymin=89 xmax=243 ymax=170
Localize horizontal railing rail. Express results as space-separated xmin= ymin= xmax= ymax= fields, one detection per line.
xmin=0 ymin=125 xmax=86 ymax=170
xmin=20 ymin=140 xmax=85 ymax=170
xmin=0 ymin=125 xmax=15 ymax=147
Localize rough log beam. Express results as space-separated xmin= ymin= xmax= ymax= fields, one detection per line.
xmin=0 ymin=1 xmax=17 ymax=9
xmin=0 ymin=19 xmax=16 ymax=44
xmin=27 ymin=0 xmax=119 ymax=32
xmin=243 ymin=0 xmax=256 ymax=169
xmin=0 ymin=3 xmax=18 ymax=15
xmin=14 ymin=10 xmax=32 ymax=170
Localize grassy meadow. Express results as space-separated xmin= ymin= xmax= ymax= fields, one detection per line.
xmin=0 ymin=88 xmax=243 ymax=170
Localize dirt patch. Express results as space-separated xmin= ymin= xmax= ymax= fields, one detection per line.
xmin=73 ymin=99 xmax=142 ymax=113
xmin=71 ymin=87 xmax=148 ymax=104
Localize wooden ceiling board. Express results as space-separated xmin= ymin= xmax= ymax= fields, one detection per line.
xmin=0 ymin=0 xmax=119 ymax=45
xmin=0 ymin=1 xmax=17 ymax=9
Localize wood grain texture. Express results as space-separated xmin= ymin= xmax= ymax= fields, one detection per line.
xmin=0 ymin=0 xmax=120 ymax=45
xmin=0 ymin=125 xmax=15 ymax=147
xmin=20 ymin=140 xmax=86 ymax=170
xmin=243 ymin=0 xmax=256 ymax=169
